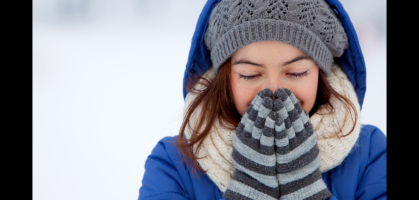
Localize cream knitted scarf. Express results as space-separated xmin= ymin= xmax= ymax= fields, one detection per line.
xmin=183 ymin=63 xmax=361 ymax=192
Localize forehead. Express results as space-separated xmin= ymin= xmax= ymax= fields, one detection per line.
xmin=232 ymin=41 xmax=307 ymax=61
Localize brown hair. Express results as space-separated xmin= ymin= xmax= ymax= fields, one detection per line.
xmin=176 ymin=59 xmax=357 ymax=173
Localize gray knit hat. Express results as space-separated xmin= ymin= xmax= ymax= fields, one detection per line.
xmin=204 ymin=0 xmax=349 ymax=76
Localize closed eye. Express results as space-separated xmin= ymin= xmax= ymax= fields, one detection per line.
xmin=287 ymin=70 xmax=309 ymax=78
xmin=239 ymin=74 xmax=260 ymax=80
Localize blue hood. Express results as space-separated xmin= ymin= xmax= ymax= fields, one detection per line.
xmin=182 ymin=0 xmax=366 ymax=109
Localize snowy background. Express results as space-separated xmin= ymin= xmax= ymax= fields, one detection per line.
xmin=33 ymin=0 xmax=386 ymax=199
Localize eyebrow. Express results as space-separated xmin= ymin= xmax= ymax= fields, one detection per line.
xmin=283 ymin=55 xmax=311 ymax=66
xmin=232 ymin=55 xmax=311 ymax=67
xmin=232 ymin=59 xmax=264 ymax=67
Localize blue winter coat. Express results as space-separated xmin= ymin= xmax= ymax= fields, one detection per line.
xmin=139 ymin=125 xmax=386 ymax=200
xmin=138 ymin=0 xmax=386 ymax=199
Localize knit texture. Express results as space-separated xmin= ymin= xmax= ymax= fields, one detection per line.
xmin=222 ymin=88 xmax=332 ymax=200
xmin=204 ymin=0 xmax=348 ymax=75
xmin=183 ymin=63 xmax=361 ymax=192
xmin=273 ymin=88 xmax=331 ymax=200
xmin=223 ymin=89 xmax=280 ymax=199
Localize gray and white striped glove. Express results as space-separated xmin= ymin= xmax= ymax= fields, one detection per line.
xmin=273 ymin=88 xmax=332 ymax=200
xmin=223 ymin=88 xmax=280 ymax=200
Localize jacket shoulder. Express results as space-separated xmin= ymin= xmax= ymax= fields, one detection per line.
xmin=144 ymin=136 xmax=182 ymax=169
xmin=139 ymin=136 xmax=224 ymax=200
xmin=139 ymin=136 xmax=192 ymax=200
xmin=325 ymin=124 xmax=386 ymax=199
xmin=358 ymin=124 xmax=387 ymax=160
xmin=356 ymin=124 xmax=387 ymax=199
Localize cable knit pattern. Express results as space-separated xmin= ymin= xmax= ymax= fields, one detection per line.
xmin=204 ymin=0 xmax=349 ymax=74
xmin=310 ymin=65 xmax=361 ymax=172
xmin=184 ymin=63 xmax=360 ymax=192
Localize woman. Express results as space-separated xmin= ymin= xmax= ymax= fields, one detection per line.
xmin=139 ymin=0 xmax=386 ymax=199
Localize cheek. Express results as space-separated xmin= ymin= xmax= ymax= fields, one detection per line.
xmin=231 ymin=77 xmax=258 ymax=116
xmin=293 ymin=76 xmax=318 ymax=113
xmin=296 ymin=89 xmax=317 ymax=113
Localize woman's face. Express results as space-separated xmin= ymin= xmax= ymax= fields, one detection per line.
xmin=230 ymin=41 xmax=319 ymax=116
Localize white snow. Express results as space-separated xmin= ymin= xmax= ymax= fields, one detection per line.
xmin=33 ymin=0 xmax=386 ymax=199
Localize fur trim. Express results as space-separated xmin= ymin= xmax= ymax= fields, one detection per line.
xmin=183 ymin=63 xmax=361 ymax=192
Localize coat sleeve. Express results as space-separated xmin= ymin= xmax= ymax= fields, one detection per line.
xmin=355 ymin=126 xmax=387 ymax=200
xmin=138 ymin=137 xmax=191 ymax=200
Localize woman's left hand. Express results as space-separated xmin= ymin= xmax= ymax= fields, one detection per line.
xmin=272 ymin=88 xmax=332 ymax=200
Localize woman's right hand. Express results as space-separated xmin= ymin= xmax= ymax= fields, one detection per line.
xmin=223 ymin=88 xmax=280 ymax=200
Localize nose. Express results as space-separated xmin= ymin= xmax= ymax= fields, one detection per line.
xmin=266 ymin=77 xmax=283 ymax=99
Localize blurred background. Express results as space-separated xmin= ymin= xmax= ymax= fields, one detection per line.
xmin=33 ymin=0 xmax=386 ymax=199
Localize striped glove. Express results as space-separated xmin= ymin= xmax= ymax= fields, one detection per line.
xmin=273 ymin=88 xmax=332 ymax=200
xmin=223 ymin=88 xmax=280 ymax=200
